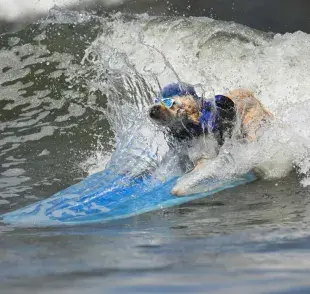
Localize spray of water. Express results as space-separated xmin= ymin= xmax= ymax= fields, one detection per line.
xmin=78 ymin=13 xmax=310 ymax=189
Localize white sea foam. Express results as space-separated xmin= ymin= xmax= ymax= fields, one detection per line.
xmin=80 ymin=13 xmax=310 ymax=187
xmin=0 ymin=0 xmax=126 ymax=21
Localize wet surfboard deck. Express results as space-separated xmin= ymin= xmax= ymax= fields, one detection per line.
xmin=1 ymin=169 xmax=256 ymax=227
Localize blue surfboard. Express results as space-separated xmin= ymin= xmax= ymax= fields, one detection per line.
xmin=1 ymin=168 xmax=256 ymax=227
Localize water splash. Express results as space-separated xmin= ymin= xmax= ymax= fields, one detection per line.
xmin=80 ymin=12 xmax=310 ymax=186
xmin=1 ymin=9 xmax=309 ymax=208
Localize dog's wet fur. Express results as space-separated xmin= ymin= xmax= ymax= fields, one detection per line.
xmin=149 ymin=89 xmax=272 ymax=196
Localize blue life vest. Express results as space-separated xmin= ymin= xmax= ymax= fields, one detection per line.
xmin=199 ymin=95 xmax=235 ymax=134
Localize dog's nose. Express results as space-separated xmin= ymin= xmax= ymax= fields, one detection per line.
xmin=149 ymin=105 xmax=162 ymax=120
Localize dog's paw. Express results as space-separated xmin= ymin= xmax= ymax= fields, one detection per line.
xmin=170 ymin=158 xmax=217 ymax=196
xmin=171 ymin=170 xmax=204 ymax=197
xmin=171 ymin=186 xmax=186 ymax=196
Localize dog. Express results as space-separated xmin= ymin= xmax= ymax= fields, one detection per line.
xmin=149 ymin=83 xmax=273 ymax=195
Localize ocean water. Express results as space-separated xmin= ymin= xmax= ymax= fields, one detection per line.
xmin=1 ymin=1 xmax=310 ymax=293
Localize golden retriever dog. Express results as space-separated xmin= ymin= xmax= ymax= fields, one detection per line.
xmin=149 ymin=83 xmax=272 ymax=195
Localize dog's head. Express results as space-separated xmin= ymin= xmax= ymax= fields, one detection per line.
xmin=149 ymin=83 xmax=201 ymax=128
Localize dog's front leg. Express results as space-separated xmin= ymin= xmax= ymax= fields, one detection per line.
xmin=171 ymin=135 xmax=221 ymax=196
xmin=171 ymin=154 xmax=219 ymax=196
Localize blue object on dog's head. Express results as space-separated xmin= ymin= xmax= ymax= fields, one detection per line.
xmin=161 ymin=83 xmax=199 ymax=99
xmin=160 ymin=98 xmax=183 ymax=109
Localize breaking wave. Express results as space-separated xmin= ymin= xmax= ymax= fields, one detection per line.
xmin=79 ymin=12 xmax=310 ymax=185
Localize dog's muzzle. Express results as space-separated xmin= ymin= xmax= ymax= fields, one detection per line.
xmin=149 ymin=105 xmax=163 ymax=120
